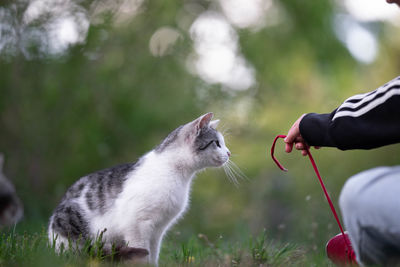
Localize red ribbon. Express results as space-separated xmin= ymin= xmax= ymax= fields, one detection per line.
xmin=271 ymin=135 xmax=355 ymax=262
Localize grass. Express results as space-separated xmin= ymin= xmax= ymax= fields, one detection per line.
xmin=0 ymin=228 xmax=333 ymax=266
xmin=161 ymin=231 xmax=304 ymax=266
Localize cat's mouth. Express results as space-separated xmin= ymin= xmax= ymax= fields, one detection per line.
xmin=213 ymin=156 xmax=229 ymax=166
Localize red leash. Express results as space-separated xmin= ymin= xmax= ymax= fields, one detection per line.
xmin=271 ymin=135 xmax=355 ymax=262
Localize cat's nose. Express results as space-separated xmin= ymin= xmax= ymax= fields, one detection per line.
xmin=227 ymin=151 xmax=231 ymax=157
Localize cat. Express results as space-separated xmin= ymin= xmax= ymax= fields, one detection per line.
xmin=48 ymin=112 xmax=231 ymax=265
xmin=0 ymin=154 xmax=23 ymax=226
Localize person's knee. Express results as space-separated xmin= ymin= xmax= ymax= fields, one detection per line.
xmin=339 ymin=167 xmax=391 ymax=214
xmin=339 ymin=173 xmax=362 ymax=214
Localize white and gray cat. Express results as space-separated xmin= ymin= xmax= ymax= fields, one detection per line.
xmin=48 ymin=113 xmax=231 ymax=264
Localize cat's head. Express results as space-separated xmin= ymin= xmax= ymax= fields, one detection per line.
xmin=156 ymin=113 xmax=230 ymax=169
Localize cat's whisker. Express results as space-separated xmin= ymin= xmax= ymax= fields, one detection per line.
xmin=224 ymin=159 xmax=247 ymax=187
xmin=226 ymin=163 xmax=240 ymax=185
xmin=220 ymin=126 xmax=232 ymax=137
xmin=233 ymin=162 xmax=249 ymax=182
xmin=222 ymin=132 xmax=232 ymax=138
xmin=227 ymin=160 xmax=249 ymax=182
xmin=223 ymin=164 xmax=239 ymax=187
xmin=222 ymin=163 xmax=233 ymax=182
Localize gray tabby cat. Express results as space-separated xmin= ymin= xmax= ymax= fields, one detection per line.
xmin=48 ymin=113 xmax=231 ymax=265
xmin=0 ymin=154 xmax=23 ymax=226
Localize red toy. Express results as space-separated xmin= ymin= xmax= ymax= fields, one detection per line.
xmin=271 ymin=135 xmax=357 ymax=266
xmin=326 ymin=232 xmax=357 ymax=266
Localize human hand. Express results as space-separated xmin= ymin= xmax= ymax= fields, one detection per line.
xmin=284 ymin=114 xmax=319 ymax=156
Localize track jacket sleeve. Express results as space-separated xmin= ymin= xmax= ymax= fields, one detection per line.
xmin=299 ymin=76 xmax=400 ymax=150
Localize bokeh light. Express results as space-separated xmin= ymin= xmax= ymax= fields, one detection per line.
xmin=189 ymin=11 xmax=255 ymax=91
xmin=334 ymin=14 xmax=378 ymax=64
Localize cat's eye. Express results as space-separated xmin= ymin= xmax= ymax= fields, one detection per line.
xmin=199 ymin=141 xmax=214 ymax=150
xmin=199 ymin=140 xmax=220 ymax=150
xmin=215 ymin=140 xmax=221 ymax=148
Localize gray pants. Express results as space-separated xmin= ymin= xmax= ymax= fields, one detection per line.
xmin=339 ymin=166 xmax=400 ymax=266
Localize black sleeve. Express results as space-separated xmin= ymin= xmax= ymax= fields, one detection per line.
xmin=299 ymin=76 xmax=400 ymax=150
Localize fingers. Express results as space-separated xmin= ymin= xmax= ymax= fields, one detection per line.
xmin=284 ymin=114 xmax=305 ymax=153
xmin=294 ymin=143 xmax=320 ymax=156
xmin=295 ymin=140 xmax=307 ymax=150
xmin=284 ymin=119 xmax=301 ymax=145
xmin=284 ymin=135 xmax=296 ymax=153
xmin=286 ymin=141 xmax=314 ymax=156
xmin=286 ymin=139 xmax=309 ymax=155
xmin=294 ymin=139 xmax=309 ymax=156
xmin=283 ymin=114 xmax=323 ymax=156
xmin=284 ymin=126 xmax=300 ymax=153
xmin=285 ymin=142 xmax=294 ymax=153
xmin=284 ymin=127 xmax=299 ymax=146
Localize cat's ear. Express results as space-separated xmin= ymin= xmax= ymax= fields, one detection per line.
xmin=209 ymin=120 xmax=220 ymax=129
xmin=188 ymin=113 xmax=213 ymax=138
xmin=198 ymin=113 xmax=213 ymax=130
xmin=186 ymin=113 xmax=214 ymax=140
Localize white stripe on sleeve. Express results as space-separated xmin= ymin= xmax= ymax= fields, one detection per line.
xmin=333 ymin=87 xmax=400 ymax=120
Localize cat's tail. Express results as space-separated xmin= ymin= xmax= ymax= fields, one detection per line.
xmin=0 ymin=190 xmax=23 ymax=226
xmin=48 ymin=224 xmax=149 ymax=261
xmin=99 ymin=244 xmax=149 ymax=261
xmin=0 ymin=154 xmax=23 ymax=226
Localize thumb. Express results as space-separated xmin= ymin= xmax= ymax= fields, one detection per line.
xmin=284 ymin=129 xmax=298 ymax=153
xmin=284 ymin=114 xmax=306 ymax=152
xmin=284 ymin=128 xmax=299 ymax=144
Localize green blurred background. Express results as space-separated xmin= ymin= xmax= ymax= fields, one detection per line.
xmin=1 ymin=0 xmax=399 ymax=258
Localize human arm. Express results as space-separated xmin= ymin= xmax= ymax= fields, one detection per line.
xmin=285 ymin=76 xmax=400 ymax=152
